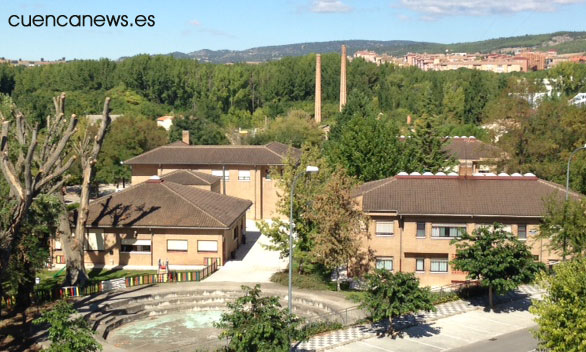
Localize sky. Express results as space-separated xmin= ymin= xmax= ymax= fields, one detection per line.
xmin=0 ymin=0 xmax=585 ymax=60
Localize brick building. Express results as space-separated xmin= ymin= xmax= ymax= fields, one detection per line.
xmin=353 ymin=172 xmax=579 ymax=287
xmin=52 ymin=172 xmax=251 ymax=269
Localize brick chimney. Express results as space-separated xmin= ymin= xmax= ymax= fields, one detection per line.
xmin=182 ymin=130 xmax=190 ymax=145
xmin=315 ymin=54 xmax=322 ymax=124
xmin=339 ymin=45 xmax=347 ymax=112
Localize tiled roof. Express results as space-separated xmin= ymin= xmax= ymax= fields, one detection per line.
xmin=355 ymin=174 xmax=582 ymax=217
xmin=398 ymin=136 xmax=502 ymax=161
xmin=125 ymin=142 xmax=299 ymax=166
xmin=161 ymin=170 xmax=220 ymax=186
xmin=87 ymin=180 xmax=251 ymax=229
xmin=444 ymin=137 xmax=502 ymax=160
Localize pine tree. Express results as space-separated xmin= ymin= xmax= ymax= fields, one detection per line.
xmin=406 ymin=115 xmax=456 ymax=173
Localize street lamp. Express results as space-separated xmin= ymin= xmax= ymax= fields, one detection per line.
xmin=288 ymin=165 xmax=319 ymax=314
xmin=563 ymin=144 xmax=586 ymax=261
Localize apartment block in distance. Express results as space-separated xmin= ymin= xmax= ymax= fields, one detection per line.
xmin=353 ymin=172 xmax=580 ymax=287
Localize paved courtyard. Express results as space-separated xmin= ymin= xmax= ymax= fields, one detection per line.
xmin=205 ymin=220 xmax=288 ymax=283
xmin=295 ymin=285 xmax=542 ymax=351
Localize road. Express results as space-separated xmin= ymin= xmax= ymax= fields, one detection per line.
xmin=447 ymin=327 xmax=538 ymax=352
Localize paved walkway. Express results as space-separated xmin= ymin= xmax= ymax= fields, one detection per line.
xmin=294 ymin=285 xmax=542 ymax=351
xmin=205 ymin=221 xmax=288 ymax=283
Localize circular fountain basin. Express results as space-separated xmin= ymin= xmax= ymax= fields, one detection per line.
xmin=107 ymin=310 xmax=226 ymax=351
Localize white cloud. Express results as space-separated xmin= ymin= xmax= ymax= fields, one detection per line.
xmin=311 ymin=0 xmax=352 ymax=13
xmin=399 ymin=0 xmax=584 ymax=18
xmin=190 ymin=20 xmax=201 ymax=26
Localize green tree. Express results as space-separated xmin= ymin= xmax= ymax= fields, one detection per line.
xmin=539 ymin=197 xmax=586 ymax=259
xmin=360 ymin=270 xmax=436 ymax=336
xmin=549 ymin=62 xmax=586 ymax=96
xmin=258 ymin=144 xmax=331 ymax=273
xmin=169 ymin=116 xmax=228 ymax=145
xmin=308 ymin=169 xmax=371 ymax=290
xmin=33 ymin=300 xmax=102 ymax=352
xmin=96 ymin=115 xmax=168 ymax=184
xmin=326 ymin=116 xmax=408 ymax=182
xmin=530 ymin=258 xmax=586 ymax=352
xmin=442 ymin=81 xmax=465 ymax=122
xmin=248 ymin=110 xmax=323 ymax=148
xmin=451 ymin=224 xmax=544 ymax=309
xmin=214 ymin=284 xmax=306 ymax=352
xmin=406 ymin=115 xmax=456 ymax=173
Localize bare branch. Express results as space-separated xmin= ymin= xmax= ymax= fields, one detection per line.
xmin=40 ymin=114 xmax=78 ymax=174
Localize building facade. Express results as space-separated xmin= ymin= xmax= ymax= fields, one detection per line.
xmin=353 ymin=173 xmax=578 ymax=287
xmin=52 ymin=173 xmax=251 ymax=269
xmin=125 ymin=140 xmax=299 ymax=220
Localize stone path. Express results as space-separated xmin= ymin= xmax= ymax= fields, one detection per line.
xmin=294 ymin=284 xmax=543 ymax=352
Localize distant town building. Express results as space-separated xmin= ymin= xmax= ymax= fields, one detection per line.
xmin=156 ymin=116 xmax=175 ymax=130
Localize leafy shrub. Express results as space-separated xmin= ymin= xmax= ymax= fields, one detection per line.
xmin=33 ymin=300 xmax=102 ymax=352
xmin=302 ymin=321 xmax=343 ymax=336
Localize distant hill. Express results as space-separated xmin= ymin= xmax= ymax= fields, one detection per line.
xmin=164 ymin=31 xmax=586 ymax=64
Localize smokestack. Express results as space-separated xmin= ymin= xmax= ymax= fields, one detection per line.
xmin=182 ymin=130 xmax=190 ymax=145
xmin=315 ymin=54 xmax=322 ymax=124
xmin=339 ymin=45 xmax=347 ymax=112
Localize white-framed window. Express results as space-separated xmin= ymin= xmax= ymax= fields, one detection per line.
xmin=375 ymin=221 xmax=394 ymax=236
xmin=86 ymin=229 xmax=105 ymax=251
xmin=430 ymin=258 xmax=449 ymax=273
xmin=416 ymin=258 xmax=425 ymax=272
xmin=197 ymin=240 xmax=218 ymax=253
xmin=167 ymin=240 xmax=188 ymax=252
xmin=238 ymin=170 xmax=251 ymax=181
xmin=518 ymin=225 xmax=527 ymax=240
xmin=431 ymin=224 xmax=465 ymax=238
xmin=375 ymin=257 xmax=393 ymax=271
xmin=121 ymin=239 xmax=151 ymax=253
xmin=212 ymin=170 xmax=229 ymax=181
xmin=416 ymin=222 xmax=426 ymax=238
xmin=55 ymin=240 xmax=62 ymax=250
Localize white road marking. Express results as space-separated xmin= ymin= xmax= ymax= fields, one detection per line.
xmin=404 ymin=337 xmax=446 ymax=350
xmin=358 ymin=341 xmax=396 ymax=352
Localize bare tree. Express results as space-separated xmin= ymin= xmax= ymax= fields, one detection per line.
xmin=0 ymin=93 xmax=78 ymax=304
xmin=59 ymin=98 xmax=111 ymax=286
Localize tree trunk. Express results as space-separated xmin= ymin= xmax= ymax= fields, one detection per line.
xmin=57 ymin=193 xmax=88 ymax=287
xmin=488 ymin=285 xmax=493 ymax=311
xmin=336 ymin=268 xmax=341 ymax=291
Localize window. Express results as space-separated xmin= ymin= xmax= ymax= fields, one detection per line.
xmin=233 ymin=227 xmax=238 ymax=240
xmin=518 ymin=225 xmax=527 ymax=240
xmin=431 ymin=224 xmax=465 ymax=238
xmin=86 ymin=230 xmax=104 ymax=251
xmin=55 ymin=240 xmax=62 ymax=250
xmin=238 ymin=170 xmax=251 ymax=181
xmin=375 ymin=221 xmax=394 ymax=236
xmin=167 ymin=240 xmax=188 ymax=252
xmin=197 ymin=240 xmax=218 ymax=252
xmin=121 ymin=239 xmax=151 ymax=253
xmin=430 ymin=258 xmax=449 ymax=273
xmin=265 ymin=170 xmax=272 ymax=180
xmin=416 ymin=258 xmax=425 ymax=272
xmin=416 ymin=222 xmax=426 ymax=238
xmin=375 ymin=257 xmax=393 ymax=271
xmin=212 ymin=170 xmax=229 ymax=181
